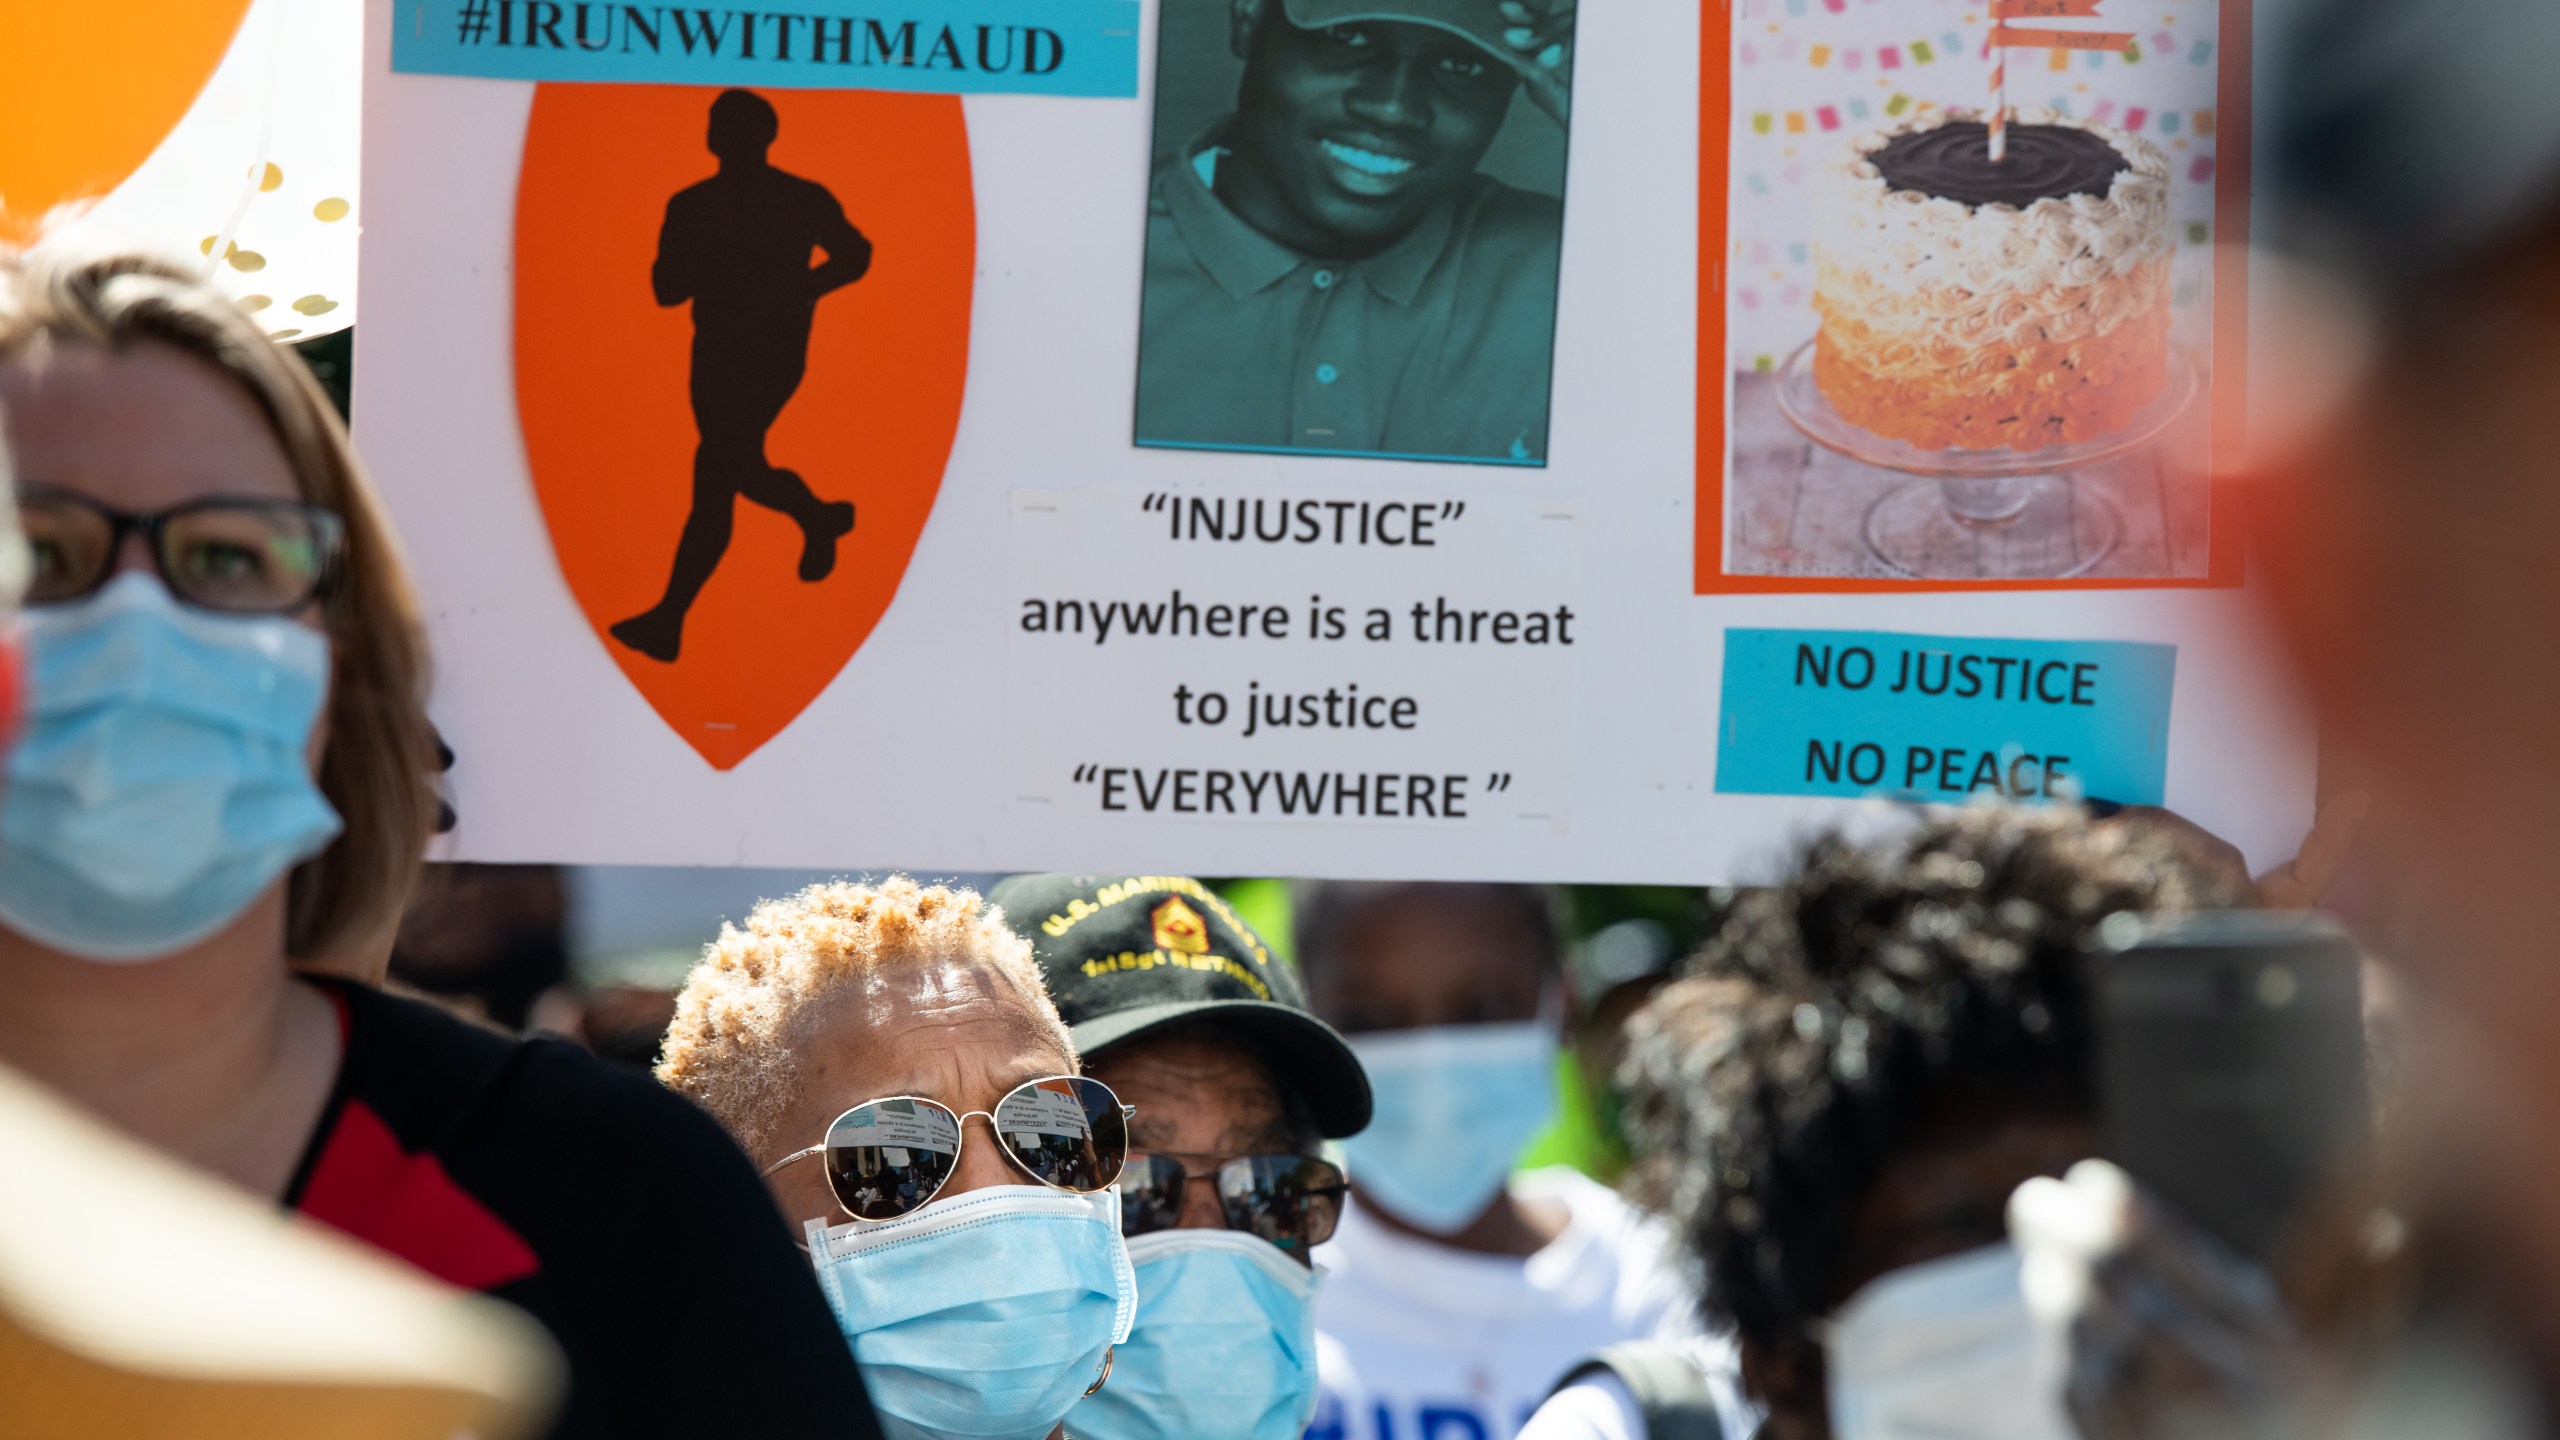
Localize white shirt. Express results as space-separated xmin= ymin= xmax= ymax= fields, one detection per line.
xmin=1306 ymin=1167 xmax=1693 ymax=1440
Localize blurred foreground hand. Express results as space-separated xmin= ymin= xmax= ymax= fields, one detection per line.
xmin=2011 ymin=1160 xmax=2311 ymax=1440
xmin=2106 ymin=791 xmax=2371 ymax=914
xmin=0 ymin=1063 xmax=560 ymax=1439
xmin=2011 ymin=1159 xmax=2544 ymax=1440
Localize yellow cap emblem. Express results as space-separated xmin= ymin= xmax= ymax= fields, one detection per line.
xmin=1150 ymin=896 xmax=1211 ymax=955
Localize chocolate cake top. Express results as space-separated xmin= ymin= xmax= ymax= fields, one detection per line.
xmin=1867 ymin=120 xmax=2128 ymax=209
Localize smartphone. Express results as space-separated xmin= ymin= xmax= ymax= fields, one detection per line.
xmin=2094 ymin=912 xmax=2369 ymax=1264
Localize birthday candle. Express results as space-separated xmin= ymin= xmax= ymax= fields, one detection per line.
xmin=1985 ymin=28 xmax=2009 ymax=160
xmin=1987 ymin=0 xmax=2137 ymax=160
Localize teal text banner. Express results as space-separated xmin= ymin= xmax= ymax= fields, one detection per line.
xmin=1715 ymin=628 xmax=2177 ymax=805
xmin=391 ymin=0 xmax=1140 ymax=97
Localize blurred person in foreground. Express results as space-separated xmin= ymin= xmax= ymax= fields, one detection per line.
xmin=989 ymin=873 xmax=1372 ymax=1440
xmin=2262 ymin=0 xmax=2560 ymax=1384
xmin=0 ymin=1060 xmax=560 ymax=1438
xmin=1981 ymin=3 xmax=2560 ymax=1435
xmin=658 ymin=877 xmax=1139 ymax=1440
xmin=0 ymin=247 xmax=878 ymax=1438
xmin=1293 ymin=879 xmax=1693 ymax=1439
xmin=1524 ymin=807 xmax=2244 ymax=1440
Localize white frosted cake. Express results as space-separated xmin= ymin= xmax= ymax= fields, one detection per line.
xmin=1812 ymin=107 xmax=2174 ymax=451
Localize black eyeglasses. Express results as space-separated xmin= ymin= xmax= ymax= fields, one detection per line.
xmin=14 ymin=482 xmax=345 ymax=614
xmin=764 ymin=1076 xmax=1131 ymax=1222
xmin=1120 ymin=1151 xmax=1349 ymax=1254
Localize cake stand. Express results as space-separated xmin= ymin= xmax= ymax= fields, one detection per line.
xmin=1773 ymin=341 xmax=2197 ymax=581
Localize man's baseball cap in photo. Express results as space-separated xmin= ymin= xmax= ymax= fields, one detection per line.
xmin=987 ymin=873 xmax=1372 ymax=1138
xmin=1280 ymin=0 xmax=1542 ymax=66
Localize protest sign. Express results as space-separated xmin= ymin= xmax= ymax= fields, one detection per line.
xmin=1715 ymin=630 xmax=2178 ymax=806
xmin=389 ymin=0 xmax=1142 ymax=97
xmin=357 ymin=0 xmax=2312 ymax=883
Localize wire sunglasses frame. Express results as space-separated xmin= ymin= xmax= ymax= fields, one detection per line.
xmin=1119 ymin=1149 xmax=1351 ymax=1253
xmin=763 ymin=1074 xmax=1135 ymax=1224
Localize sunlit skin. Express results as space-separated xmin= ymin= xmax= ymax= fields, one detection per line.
xmin=1219 ymin=6 xmax=1521 ymax=260
xmin=0 ymin=342 xmax=339 ymax=1203
xmin=1305 ymin=886 xmax=1566 ymax=1256
xmin=1087 ymin=1031 xmax=1309 ymax=1261
xmin=1743 ymin=1108 xmax=2094 ymax=1440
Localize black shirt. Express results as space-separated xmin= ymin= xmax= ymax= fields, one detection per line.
xmin=285 ymin=978 xmax=880 ymax=1439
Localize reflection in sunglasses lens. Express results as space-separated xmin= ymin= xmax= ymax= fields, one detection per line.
xmin=1117 ymin=1153 xmax=1188 ymax=1235
xmin=824 ymin=1098 xmax=961 ymax=1221
xmin=1220 ymin=1156 xmax=1347 ymax=1252
xmin=992 ymin=1076 xmax=1125 ymax=1193
xmin=1116 ymin=1153 xmax=1348 ymax=1248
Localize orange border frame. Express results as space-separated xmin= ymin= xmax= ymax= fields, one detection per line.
xmin=1692 ymin=0 xmax=2252 ymax=595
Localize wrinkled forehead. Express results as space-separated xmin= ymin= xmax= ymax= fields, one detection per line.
xmin=806 ymin=954 xmax=1075 ymax=1083
xmin=1091 ymin=1027 xmax=1296 ymax=1150
xmin=865 ymin=949 xmax=1034 ymax=1006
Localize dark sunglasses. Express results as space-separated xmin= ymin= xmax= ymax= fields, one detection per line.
xmin=765 ymin=1075 xmax=1131 ymax=1222
xmin=1120 ymin=1151 xmax=1349 ymax=1254
xmin=14 ymin=482 xmax=345 ymax=614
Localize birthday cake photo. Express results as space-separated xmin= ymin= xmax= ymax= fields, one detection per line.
xmin=1812 ymin=106 xmax=2174 ymax=452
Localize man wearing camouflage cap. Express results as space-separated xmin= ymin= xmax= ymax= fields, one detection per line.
xmin=987 ymin=873 xmax=1371 ymax=1440
xmin=1134 ymin=0 xmax=1577 ymax=464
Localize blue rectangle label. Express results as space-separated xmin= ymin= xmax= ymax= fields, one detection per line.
xmin=391 ymin=0 xmax=1140 ymax=97
xmin=1715 ymin=629 xmax=2177 ymax=806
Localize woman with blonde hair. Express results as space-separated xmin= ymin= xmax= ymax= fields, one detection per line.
xmin=0 ymin=247 xmax=880 ymax=1439
xmin=661 ymin=875 xmax=1140 ymax=1440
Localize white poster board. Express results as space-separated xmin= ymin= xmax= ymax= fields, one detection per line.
xmin=356 ymin=0 xmax=2312 ymax=883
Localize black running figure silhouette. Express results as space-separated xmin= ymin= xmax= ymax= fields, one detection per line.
xmin=611 ymin=88 xmax=870 ymax=664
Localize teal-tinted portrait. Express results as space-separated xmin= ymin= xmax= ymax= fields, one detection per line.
xmin=1133 ymin=0 xmax=1577 ymax=467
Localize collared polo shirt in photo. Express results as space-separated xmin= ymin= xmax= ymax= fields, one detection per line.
xmin=1135 ymin=126 xmax=1565 ymax=465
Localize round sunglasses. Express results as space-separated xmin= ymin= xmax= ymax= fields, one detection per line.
xmin=765 ymin=1075 xmax=1131 ymax=1222
xmin=1120 ymin=1151 xmax=1349 ymax=1254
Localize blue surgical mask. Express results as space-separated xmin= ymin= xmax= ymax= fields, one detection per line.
xmin=1070 ymin=1227 xmax=1322 ymax=1440
xmin=0 ymin=574 xmax=340 ymax=962
xmin=1341 ymin=1021 xmax=1559 ymax=1234
xmin=806 ymin=1184 xmax=1137 ymax=1440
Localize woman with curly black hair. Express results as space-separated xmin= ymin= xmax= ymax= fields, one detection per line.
xmin=1526 ymin=806 xmax=2244 ymax=1440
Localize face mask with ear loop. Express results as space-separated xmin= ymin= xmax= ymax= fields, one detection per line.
xmin=0 ymin=573 xmax=340 ymax=960
xmin=804 ymin=1184 xmax=1138 ymax=1440
xmin=1813 ymin=1242 xmax=2075 ymax=1440
xmin=1069 ymin=1226 xmax=1325 ymax=1440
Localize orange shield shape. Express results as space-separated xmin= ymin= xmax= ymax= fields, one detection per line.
xmin=515 ymin=85 xmax=973 ymax=770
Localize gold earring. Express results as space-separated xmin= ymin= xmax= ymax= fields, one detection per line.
xmin=1082 ymin=1346 xmax=1116 ymax=1397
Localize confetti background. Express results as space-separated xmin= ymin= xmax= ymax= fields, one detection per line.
xmin=1724 ymin=0 xmax=2224 ymax=371
xmin=34 ymin=0 xmax=362 ymax=342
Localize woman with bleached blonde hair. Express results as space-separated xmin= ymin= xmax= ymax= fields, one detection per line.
xmin=0 ymin=246 xmax=879 ymax=1440
xmin=661 ymin=876 xmax=1140 ymax=1440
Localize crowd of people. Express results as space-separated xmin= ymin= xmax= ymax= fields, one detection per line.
xmin=18 ymin=2 xmax=2560 ymax=1436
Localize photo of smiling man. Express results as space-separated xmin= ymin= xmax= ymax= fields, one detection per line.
xmin=1134 ymin=0 xmax=1577 ymax=467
